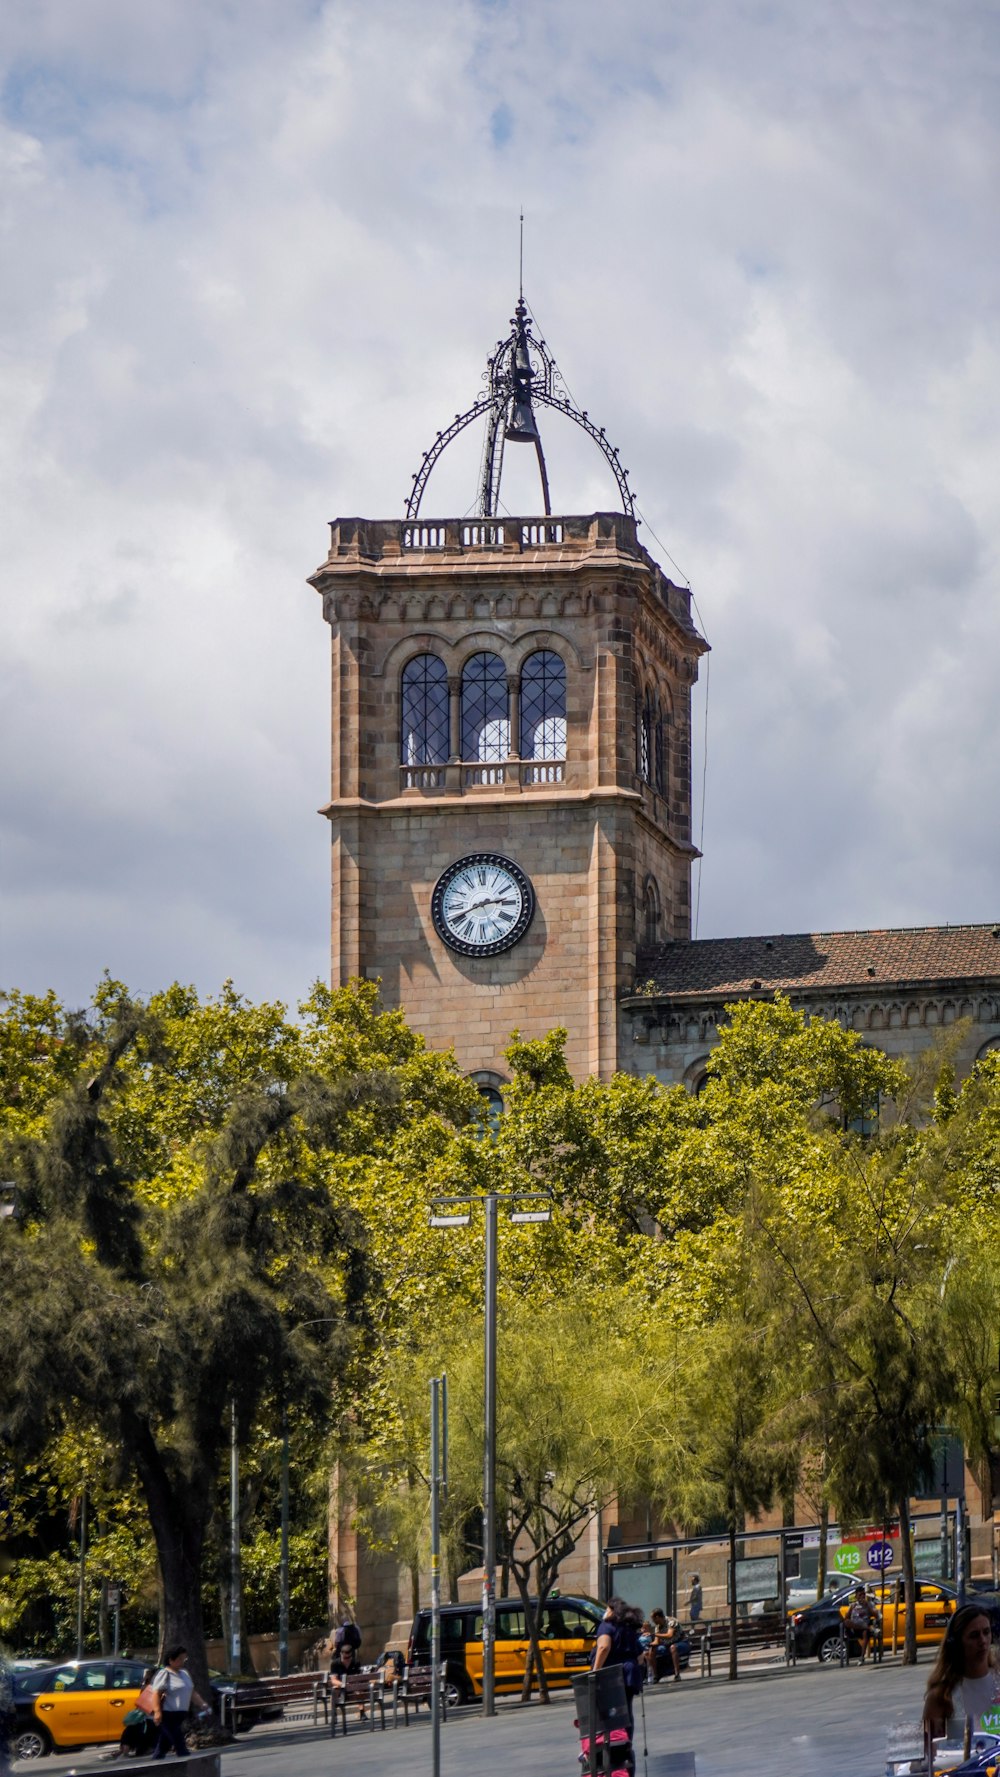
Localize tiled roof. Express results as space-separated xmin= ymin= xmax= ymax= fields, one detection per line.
xmin=634 ymin=924 xmax=1000 ymax=1001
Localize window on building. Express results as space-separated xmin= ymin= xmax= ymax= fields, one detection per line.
xmin=520 ymin=650 xmax=566 ymax=759
xmin=476 ymin=1085 xmax=504 ymax=1136
xmin=643 ymin=877 xmax=661 ymax=946
xmin=636 ymin=687 xmax=651 ymax=783
xmin=461 ymin=652 xmax=509 ymax=761
xmin=401 ymin=653 xmax=449 ymax=764
xmin=844 ymin=1093 xmax=880 ymax=1137
xmin=654 ymin=698 xmax=667 ymax=795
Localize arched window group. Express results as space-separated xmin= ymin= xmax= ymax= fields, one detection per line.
xmin=401 ymin=649 xmax=566 ymax=764
xmin=636 ymin=681 xmax=669 ymax=795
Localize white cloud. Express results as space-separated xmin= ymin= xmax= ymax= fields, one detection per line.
xmin=1 ymin=0 xmax=999 ymax=1009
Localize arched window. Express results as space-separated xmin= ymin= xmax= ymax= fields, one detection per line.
xmin=401 ymin=653 xmax=449 ymax=765
xmin=654 ymin=702 xmax=667 ymax=794
xmin=477 ymin=1085 xmax=504 ymax=1136
xmin=461 ymin=652 xmax=509 ymax=761
xmin=520 ymin=651 xmax=566 ymax=759
xmin=643 ymin=877 xmax=661 ymax=947
xmin=636 ymin=685 xmax=651 ymax=784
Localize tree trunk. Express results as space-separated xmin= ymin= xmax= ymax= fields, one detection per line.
xmin=124 ymin=1405 xmax=215 ymax=1708
xmin=898 ymin=1495 xmax=917 ymax=1666
xmin=728 ymin=1519 xmax=739 ymax=1682
xmin=512 ymin=1566 xmax=550 ymax=1704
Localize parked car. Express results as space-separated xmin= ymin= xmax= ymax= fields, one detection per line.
xmin=11 ymin=1657 xmax=283 ymax=1757
xmin=11 ymin=1657 xmax=148 ymax=1759
xmin=792 ymin=1579 xmax=962 ymax=1663
xmin=408 ymin=1594 xmax=606 ymax=1704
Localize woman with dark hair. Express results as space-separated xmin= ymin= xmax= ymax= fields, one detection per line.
xmin=592 ymin=1597 xmax=646 ymax=1732
xmin=923 ymin=1604 xmax=1000 ymax=1747
xmin=150 ymin=1647 xmax=210 ymax=1760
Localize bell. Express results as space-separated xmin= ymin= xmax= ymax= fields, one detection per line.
xmin=505 ymin=398 xmax=541 ymax=443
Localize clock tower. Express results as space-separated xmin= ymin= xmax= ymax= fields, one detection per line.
xmin=310 ymin=299 xmax=708 ymax=1085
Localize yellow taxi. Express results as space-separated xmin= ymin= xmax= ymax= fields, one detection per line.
xmin=11 ymin=1658 xmax=147 ymax=1759
xmin=407 ymin=1594 xmax=604 ymax=1703
xmin=869 ymin=1580 xmax=958 ymax=1646
xmin=793 ymin=1579 xmax=960 ymax=1661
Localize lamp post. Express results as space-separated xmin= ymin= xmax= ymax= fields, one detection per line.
xmin=429 ymin=1372 xmax=447 ymax=1777
xmin=230 ymin=1400 xmax=241 ymax=1674
xmin=429 ymin=1191 xmax=552 ymax=1718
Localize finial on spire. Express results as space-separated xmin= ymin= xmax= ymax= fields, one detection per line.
xmin=404 ymin=292 xmax=637 ymax=522
xmin=519 ymin=208 xmax=524 ymax=301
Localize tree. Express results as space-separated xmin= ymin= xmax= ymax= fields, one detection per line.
xmin=0 ymin=978 xmax=482 ymax=1696
xmin=437 ymin=1297 xmax=676 ymax=1702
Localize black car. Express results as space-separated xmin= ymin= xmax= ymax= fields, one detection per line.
xmin=790 ymin=1583 xmax=875 ymax=1662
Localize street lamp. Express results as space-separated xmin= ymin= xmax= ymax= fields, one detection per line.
xmin=429 ymin=1190 xmax=552 ymax=1718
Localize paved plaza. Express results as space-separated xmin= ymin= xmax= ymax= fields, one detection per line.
xmin=27 ymin=1657 xmax=935 ymax=1777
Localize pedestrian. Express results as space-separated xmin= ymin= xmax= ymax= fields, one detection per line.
xmin=649 ymin=1609 xmax=690 ymax=1682
xmin=334 ymin=1616 xmax=362 ymax=1658
xmin=924 ymin=1604 xmax=1000 ymax=1748
xmin=117 ymin=1669 xmax=158 ymax=1757
xmin=150 ymin=1647 xmax=210 ymax=1760
xmin=328 ymin=1638 xmax=366 ymax=1730
xmin=687 ymin=1575 xmax=703 ymax=1623
xmin=846 ymin=1584 xmax=877 ymax=1663
xmin=592 ymin=1597 xmax=646 ymax=1732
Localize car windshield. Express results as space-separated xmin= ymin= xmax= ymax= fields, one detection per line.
xmin=13 ymin=1667 xmax=65 ymax=1697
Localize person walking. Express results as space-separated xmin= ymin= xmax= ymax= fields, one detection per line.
xmin=150 ymin=1648 xmax=210 ymax=1760
xmin=924 ymin=1604 xmax=1000 ymax=1749
xmin=687 ymin=1575 xmax=703 ymax=1623
xmin=592 ymin=1597 xmax=646 ymax=1733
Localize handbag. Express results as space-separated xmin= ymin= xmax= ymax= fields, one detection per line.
xmin=137 ymin=1684 xmax=158 ymax=1716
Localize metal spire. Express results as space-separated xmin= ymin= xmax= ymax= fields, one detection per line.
xmin=405 ymin=288 xmax=636 ymax=522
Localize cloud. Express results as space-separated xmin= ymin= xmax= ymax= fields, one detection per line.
xmin=1 ymin=0 xmax=998 ymax=1012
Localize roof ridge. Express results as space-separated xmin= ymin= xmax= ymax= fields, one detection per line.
xmin=653 ymin=922 xmax=1000 ymax=947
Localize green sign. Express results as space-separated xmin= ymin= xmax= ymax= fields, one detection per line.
xmin=833 ymin=1544 xmax=862 ymax=1573
xmin=981 ymin=1710 xmax=1000 ymax=1734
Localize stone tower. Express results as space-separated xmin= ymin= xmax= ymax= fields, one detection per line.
xmin=310 ymin=300 xmax=708 ymax=1087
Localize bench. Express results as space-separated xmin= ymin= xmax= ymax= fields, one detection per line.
xmin=692 ymin=1613 xmax=788 ymax=1677
xmin=217 ymin=1671 xmax=329 ymax=1732
xmin=386 ymin=1663 xmax=449 ymax=1728
xmin=328 ymin=1670 xmax=389 ymax=1734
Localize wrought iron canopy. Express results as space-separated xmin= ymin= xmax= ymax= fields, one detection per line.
xmin=405 ymin=296 xmax=636 ymax=521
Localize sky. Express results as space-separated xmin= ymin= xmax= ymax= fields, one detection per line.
xmin=2 ymin=0 xmax=999 ymax=1015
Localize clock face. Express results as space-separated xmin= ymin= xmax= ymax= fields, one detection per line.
xmin=431 ymin=853 xmax=535 ymax=957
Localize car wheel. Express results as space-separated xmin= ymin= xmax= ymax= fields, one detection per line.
xmin=12 ymin=1726 xmax=52 ymax=1760
xmin=443 ymin=1669 xmax=470 ymax=1709
xmin=816 ymin=1631 xmax=842 ymax=1663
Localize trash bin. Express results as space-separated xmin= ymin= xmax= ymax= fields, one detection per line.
xmin=572 ymin=1668 xmax=633 ymax=1777
xmin=571 ymin=1666 xmax=629 ymax=1729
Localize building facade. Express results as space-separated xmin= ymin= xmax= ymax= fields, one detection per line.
xmin=312 ymin=300 xmax=1000 ymax=1647
xmin=310 ymin=511 xmax=707 ymax=1087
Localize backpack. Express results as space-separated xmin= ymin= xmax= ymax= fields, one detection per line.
xmin=335 ymin=1622 xmax=362 ymax=1654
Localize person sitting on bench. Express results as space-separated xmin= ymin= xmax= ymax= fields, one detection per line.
xmin=328 ymin=1641 xmax=366 ymax=1727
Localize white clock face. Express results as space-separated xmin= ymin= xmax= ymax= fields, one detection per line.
xmin=431 ymin=854 xmax=535 ymax=957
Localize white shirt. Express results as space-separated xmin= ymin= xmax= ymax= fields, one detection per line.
xmin=152 ymin=1668 xmax=194 ymax=1713
xmin=947 ymin=1671 xmax=1000 ymax=1739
